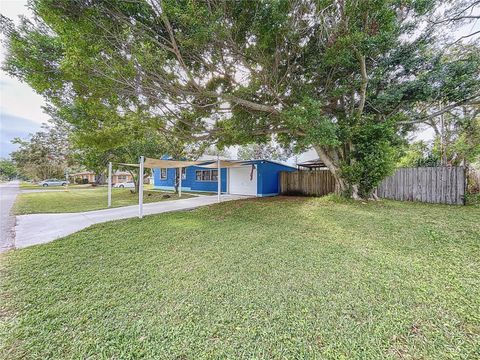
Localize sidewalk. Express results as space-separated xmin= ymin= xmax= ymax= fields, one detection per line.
xmin=15 ymin=194 xmax=247 ymax=249
xmin=0 ymin=180 xmax=19 ymax=252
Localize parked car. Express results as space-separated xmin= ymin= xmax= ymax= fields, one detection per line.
xmin=38 ymin=179 xmax=69 ymax=187
xmin=113 ymin=181 xmax=135 ymax=189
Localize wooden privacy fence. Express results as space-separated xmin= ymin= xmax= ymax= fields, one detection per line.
xmin=377 ymin=166 xmax=465 ymax=205
xmin=280 ymin=166 xmax=466 ymax=205
xmin=280 ymin=170 xmax=336 ymax=196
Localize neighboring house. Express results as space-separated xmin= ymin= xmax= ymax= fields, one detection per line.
xmin=70 ymin=171 xmax=96 ymax=184
xmin=70 ymin=171 xmax=133 ymax=184
xmin=153 ymin=159 xmax=296 ymax=196
xmin=112 ymin=171 xmax=134 ymax=184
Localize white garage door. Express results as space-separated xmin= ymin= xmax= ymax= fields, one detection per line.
xmin=229 ymin=166 xmax=257 ymax=196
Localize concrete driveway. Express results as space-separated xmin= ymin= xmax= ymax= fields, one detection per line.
xmin=15 ymin=194 xmax=248 ymax=249
xmin=0 ymin=180 xmax=19 ymax=252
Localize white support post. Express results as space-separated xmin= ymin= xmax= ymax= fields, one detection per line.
xmin=65 ymin=169 xmax=69 ymax=191
xmin=217 ymin=155 xmax=221 ymax=203
xmin=178 ymin=168 xmax=182 ymax=197
xmin=139 ymin=156 xmax=144 ymax=218
xmin=107 ymin=162 xmax=112 ymax=207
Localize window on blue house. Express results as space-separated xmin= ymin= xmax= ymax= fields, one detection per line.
xmin=160 ymin=168 xmax=167 ymax=180
xmin=211 ymin=169 xmax=218 ymax=181
xmin=195 ymin=169 xmax=218 ymax=181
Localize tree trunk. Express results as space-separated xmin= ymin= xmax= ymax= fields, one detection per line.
xmin=440 ymin=111 xmax=447 ymax=166
xmin=313 ymin=145 xmax=347 ymax=194
xmin=313 ymin=144 xmax=376 ymax=200
xmin=95 ymin=173 xmax=105 ymax=185
xmin=128 ymin=169 xmax=139 ymax=193
xmin=351 ymin=184 xmax=363 ymax=200
xmin=174 ymin=170 xmax=179 ymax=194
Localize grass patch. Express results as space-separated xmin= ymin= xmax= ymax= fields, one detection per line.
xmin=1 ymin=197 xmax=479 ymax=358
xmin=12 ymin=187 xmax=195 ymax=214
xmin=19 ymin=182 xmax=93 ymax=190
xmin=465 ymin=192 xmax=480 ymax=206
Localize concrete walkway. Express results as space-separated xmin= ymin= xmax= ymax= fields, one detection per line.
xmin=0 ymin=181 xmax=19 ymax=252
xmin=15 ymin=194 xmax=247 ymax=249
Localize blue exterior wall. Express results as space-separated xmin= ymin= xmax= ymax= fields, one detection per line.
xmin=153 ymin=160 xmax=295 ymax=196
xmin=255 ymin=161 xmax=296 ymax=196
xmin=153 ymin=166 xmax=227 ymax=193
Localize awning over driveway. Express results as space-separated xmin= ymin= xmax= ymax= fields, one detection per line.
xmin=144 ymin=158 xmax=203 ymax=168
xmin=124 ymin=157 xmax=255 ymax=218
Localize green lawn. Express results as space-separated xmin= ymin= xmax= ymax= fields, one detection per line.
xmin=19 ymin=182 xmax=94 ymax=190
xmin=13 ymin=187 xmax=195 ymax=214
xmin=1 ymin=196 xmax=479 ymax=359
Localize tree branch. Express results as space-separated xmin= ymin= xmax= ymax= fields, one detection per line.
xmin=452 ymin=29 xmax=480 ymax=44
xmin=398 ymin=95 xmax=480 ymax=125
xmin=356 ymin=52 xmax=368 ymax=115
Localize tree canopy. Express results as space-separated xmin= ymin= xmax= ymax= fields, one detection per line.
xmin=47 ymin=104 xmax=190 ymax=190
xmin=9 ymin=120 xmax=71 ymax=181
xmin=0 ymin=158 xmax=18 ymax=180
xmin=1 ymin=0 xmax=479 ymax=198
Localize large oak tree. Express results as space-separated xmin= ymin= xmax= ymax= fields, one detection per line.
xmin=2 ymin=0 xmax=479 ymax=198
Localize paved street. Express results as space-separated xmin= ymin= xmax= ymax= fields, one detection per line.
xmin=15 ymin=194 xmax=249 ymax=249
xmin=0 ymin=181 xmax=19 ymax=252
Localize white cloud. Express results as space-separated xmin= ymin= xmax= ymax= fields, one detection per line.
xmin=0 ymin=78 xmax=49 ymax=125
xmin=0 ymin=0 xmax=31 ymax=25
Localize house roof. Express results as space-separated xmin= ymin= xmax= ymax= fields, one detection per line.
xmin=242 ymin=159 xmax=297 ymax=169
xmin=297 ymin=158 xmax=327 ymax=169
xmin=70 ymin=171 xmax=95 ymax=176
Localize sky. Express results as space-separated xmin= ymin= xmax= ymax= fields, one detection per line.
xmin=0 ymin=1 xmax=478 ymax=161
xmin=1 ymin=0 xmax=48 ymax=158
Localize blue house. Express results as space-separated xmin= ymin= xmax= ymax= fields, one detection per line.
xmin=153 ymin=160 xmax=296 ymax=196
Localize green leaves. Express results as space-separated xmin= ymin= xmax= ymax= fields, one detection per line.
xmin=282 ymin=97 xmax=340 ymax=148
xmin=9 ymin=120 xmax=71 ymax=181
xmin=0 ymin=159 xmax=18 ymax=180
xmin=340 ymin=118 xmax=397 ymax=197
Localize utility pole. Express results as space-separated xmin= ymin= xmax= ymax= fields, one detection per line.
xmin=108 ymin=162 xmax=112 ymax=207
xmin=139 ymin=156 xmax=144 ymax=218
